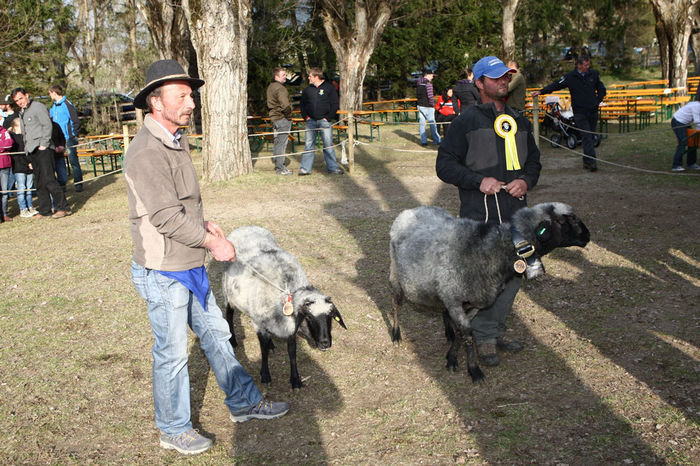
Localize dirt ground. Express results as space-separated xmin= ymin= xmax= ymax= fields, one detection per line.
xmin=0 ymin=122 xmax=698 ymax=464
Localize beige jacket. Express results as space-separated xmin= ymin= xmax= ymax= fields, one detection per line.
xmin=124 ymin=115 xmax=207 ymax=271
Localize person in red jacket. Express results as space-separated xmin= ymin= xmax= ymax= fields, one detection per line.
xmin=435 ymin=87 xmax=458 ymax=136
xmin=0 ymin=125 xmax=14 ymax=221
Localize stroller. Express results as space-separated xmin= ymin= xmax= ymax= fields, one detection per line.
xmin=543 ymin=97 xmax=601 ymax=149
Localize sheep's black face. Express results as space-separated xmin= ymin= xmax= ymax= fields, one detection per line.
xmin=535 ymin=214 xmax=590 ymax=256
xmin=298 ymin=297 xmax=346 ymax=351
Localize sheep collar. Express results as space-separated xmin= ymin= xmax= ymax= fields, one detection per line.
xmin=510 ymin=225 xmax=535 ymax=274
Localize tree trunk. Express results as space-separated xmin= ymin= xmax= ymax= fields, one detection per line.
xmin=649 ymin=0 xmax=697 ymax=90
xmin=182 ymin=0 xmax=253 ymax=180
xmin=691 ymin=4 xmax=700 ymax=76
xmin=319 ymin=0 xmax=397 ymax=111
xmin=501 ymin=0 xmax=520 ymax=62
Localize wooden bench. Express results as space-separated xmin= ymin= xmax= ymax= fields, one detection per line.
xmin=77 ymin=149 xmax=123 ymax=176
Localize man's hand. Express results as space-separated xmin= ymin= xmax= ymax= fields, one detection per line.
xmin=504 ymin=179 xmax=528 ymax=198
xmin=531 ymin=90 xmax=541 ymax=97
xmin=38 ymin=145 xmax=46 ymax=151
xmin=203 ymin=221 xmax=236 ymax=262
xmin=480 ymin=177 xmax=504 ymax=195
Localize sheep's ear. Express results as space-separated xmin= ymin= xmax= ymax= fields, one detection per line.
xmin=332 ymin=307 xmax=347 ymax=329
xmin=535 ymin=221 xmax=552 ymax=243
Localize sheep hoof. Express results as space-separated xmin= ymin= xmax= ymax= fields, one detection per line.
xmin=445 ymin=363 xmax=458 ymax=372
xmin=391 ymin=328 xmax=402 ymax=343
xmin=468 ymin=366 xmax=485 ymax=383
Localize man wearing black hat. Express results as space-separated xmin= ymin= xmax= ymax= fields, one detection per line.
xmin=125 ymin=60 xmax=289 ymax=456
xmin=436 ymin=56 xmax=541 ymax=368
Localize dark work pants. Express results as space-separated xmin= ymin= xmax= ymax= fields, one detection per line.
xmin=573 ymin=110 xmax=598 ymax=166
xmin=30 ymin=148 xmax=69 ymax=215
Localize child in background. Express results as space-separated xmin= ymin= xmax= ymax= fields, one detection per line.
xmin=0 ymin=124 xmax=13 ymax=221
xmin=8 ymin=118 xmax=36 ymax=217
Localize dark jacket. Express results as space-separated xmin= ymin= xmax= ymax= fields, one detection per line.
xmin=436 ymin=101 xmax=541 ymax=222
xmin=416 ymin=77 xmax=435 ymax=107
xmin=300 ymin=80 xmax=339 ymax=121
xmin=453 ymin=79 xmax=480 ymax=113
xmin=9 ymin=132 xmax=31 ymax=174
xmin=539 ymin=68 xmax=606 ymax=113
xmin=52 ymin=122 xmax=66 ymax=155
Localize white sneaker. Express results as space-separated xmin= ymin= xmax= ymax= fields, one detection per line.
xmin=20 ymin=209 xmax=32 ymax=218
xmin=28 ymin=207 xmax=38 ymax=216
xmin=671 ymin=166 xmax=685 ymax=172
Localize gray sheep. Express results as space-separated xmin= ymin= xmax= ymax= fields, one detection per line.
xmin=222 ymin=226 xmax=346 ymax=390
xmin=389 ymin=203 xmax=590 ymax=382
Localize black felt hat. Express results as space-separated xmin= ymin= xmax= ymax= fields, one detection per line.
xmin=134 ymin=60 xmax=205 ymax=109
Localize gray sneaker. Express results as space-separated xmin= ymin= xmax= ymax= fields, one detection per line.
xmin=159 ymin=428 xmax=213 ymax=455
xmin=230 ymin=400 xmax=290 ymax=423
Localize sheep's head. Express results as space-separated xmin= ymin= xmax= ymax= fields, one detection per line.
xmin=514 ymin=203 xmax=590 ymax=256
xmin=294 ymin=287 xmax=346 ymax=351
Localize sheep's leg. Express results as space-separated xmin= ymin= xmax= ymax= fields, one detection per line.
xmin=391 ymin=295 xmax=404 ymax=342
xmin=287 ymin=335 xmax=302 ymax=389
xmin=225 ymin=304 xmax=238 ymax=348
xmin=257 ymin=332 xmax=273 ymax=384
xmin=445 ymin=306 xmax=484 ymax=383
xmin=443 ymin=311 xmax=460 ymax=371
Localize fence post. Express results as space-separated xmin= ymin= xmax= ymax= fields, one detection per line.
xmin=532 ymin=95 xmax=540 ymax=149
xmin=347 ymin=111 xmax=355 ymax=174
xmin=122 ymin=124 xmax=130 ymax=153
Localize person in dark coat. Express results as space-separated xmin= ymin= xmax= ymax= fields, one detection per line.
xmin=453 ymin=68 xmax=480 ymax=113
xmin=532 ymin=55 xmax=606 ymax=171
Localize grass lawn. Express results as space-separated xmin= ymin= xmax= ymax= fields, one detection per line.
xmin=0 ymin=119 xmax=698 ymax=464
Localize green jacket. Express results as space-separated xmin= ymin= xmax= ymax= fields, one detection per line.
xmin=267 ymin=81 xmax=292 ymax=121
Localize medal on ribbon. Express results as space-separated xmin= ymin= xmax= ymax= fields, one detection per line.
xmin=494 ymin=114 xmax=520 ymax=171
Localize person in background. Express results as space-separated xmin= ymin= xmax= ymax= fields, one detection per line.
xmin=7 ymin=118 xmax=36 ymax=217
xmin=416 ymin=69 xmax=441 ymax=146
xmin=266 ymin=67 xmax=292 ymax=175
xmin=435 ymin=87 xmax=457 ymax=136
xmin=12 ymin=87 xmax=71 ymax=218
xmin=0 ymin=124 xmax=13 ymax=221
xmin=506 ymin=60 xmax=527 ymax=114
xmin=453 ymin=68 xmax=480 ymax=113
xmin=51 ymin=121 xmax=67 ymax=189
xmin=1 ymin=95 xmax=18 ymax=129
xmin=298 ymin=67 xmax=343 ymax=175
xmin=126 ymin=59 xmax=289 ymax=456
xmin=49 ymin=85 xmax=83 ymax=192
xmin=532 ymin=55 xmax=606 ymax=171
xmin=669 ymin=91 xmax=700 ymax=172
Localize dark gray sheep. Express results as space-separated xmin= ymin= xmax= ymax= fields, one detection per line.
xmin=222 ymin=226 xmax=346 ymax=389
xmin=389 ymin=202 xmax=590 ymax=382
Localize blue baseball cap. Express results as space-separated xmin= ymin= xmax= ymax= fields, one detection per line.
xmin=472 ymin=56 xmax=515 ymax=81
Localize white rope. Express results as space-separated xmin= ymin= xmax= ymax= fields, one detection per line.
xmin=251 ymin=138 xmax=348 ymax=160
xmin=354 ymin=140 xmax=437 ymax=153
xmin=242 ymin=262 xmax=288 ymax=294
xmin=483 ymin=192 xmax=503 ymax=225
xmin=540 ymin=134 xmax=700 ymax=176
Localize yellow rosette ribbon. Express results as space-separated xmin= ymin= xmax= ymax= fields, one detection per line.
xmin=494 ymin=114 xmax=520 ymax=171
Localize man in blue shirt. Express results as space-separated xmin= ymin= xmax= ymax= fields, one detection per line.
xmin=49 ymin=85 xmax=83 ymax=191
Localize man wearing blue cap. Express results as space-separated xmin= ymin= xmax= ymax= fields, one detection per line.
xmin=436 ymin=56 xmax=541 ymax=367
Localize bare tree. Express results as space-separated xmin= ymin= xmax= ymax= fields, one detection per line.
xmin=181 ymin=0 xmax=253 ymax=180
xmin=691 ymin=2 xmax=700 ymax=76
xmin=135 ymin=0 xmax=191 ymax=70
xmin=319 ymin=0 xmax=401 ymax=111
xmin=649 ymin=0 xmax=698 ymax=89
xmin=501 ymin=0 xmax=520 ymax=62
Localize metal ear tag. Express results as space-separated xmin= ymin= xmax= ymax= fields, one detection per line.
xmin=283 ymin=294 xmax=293 ymax=316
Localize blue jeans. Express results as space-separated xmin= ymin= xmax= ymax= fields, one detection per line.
xmin=671 ymin=118 xmax=697 ymax=168
xmin=418 ymin=106 xmax=441 ymax=145
xmin=66 ymin=137 xmax=83 ymax=187
xmin=300 ymin=118 xmax=339 ymax=173
xmin=14 ymin=173 xmax=34 ymax=211
xmin=0 ymin=168 xmax=10 ymax=216
xmin=131 ymin=262 xmax=263 ymax=436
xmin=54 ymin=153 xmax=68 ymax=186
